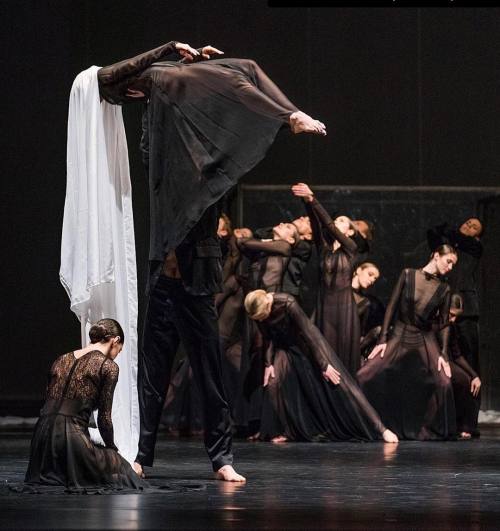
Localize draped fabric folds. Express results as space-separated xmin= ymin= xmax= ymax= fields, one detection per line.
xmin=59 ymin=66 xmax=139 ymax=464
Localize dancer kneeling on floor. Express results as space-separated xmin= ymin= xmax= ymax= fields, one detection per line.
xmin=25 ymin=319 xmax=144 ymax=491
xmin=244 ymin=290 xmax=398 ymax=444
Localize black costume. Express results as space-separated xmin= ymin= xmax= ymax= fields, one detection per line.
xmin=98 ymin=43 xmax=300 ymax=470
xmin=447 ymin=324 xmax=481 ymax=436
xmin=253 ymin=227 xmax=313 ymax=300
xmin=357 ymin=269 xmax=456 ymax=440
xmin=427 ymin=224 xmax=483 ymax=376
xmin=25 ymin=351 xmax=143 ymax=491
xmin=256 ymin=294 xmax=387 ymax=441
xmin=305 ymin=198 xmax=361 ymax=375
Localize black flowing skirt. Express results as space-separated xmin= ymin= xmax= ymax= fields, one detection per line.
xmin=357 ymin=322 xmax=457 ymax=440
xmin=260 ymin=346 xmax=385 ymax=442
xmin=25 ymin=399 xmax=143 ymax=491
xmin=451 ymin=361 xmax=480 ymax=436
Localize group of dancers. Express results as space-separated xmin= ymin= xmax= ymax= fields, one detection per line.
xmin=162 ymin=184 xmax=483 ymax=449
xmin=22 ymin=40 xmax=484 ymax=492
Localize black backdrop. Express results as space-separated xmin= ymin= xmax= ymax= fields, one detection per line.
xmin=1 ymin=2 xmax=500 ymax=413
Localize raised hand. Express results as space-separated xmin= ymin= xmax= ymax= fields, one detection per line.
xmin=470 ymin=376 xmax=481 ymax=397
xmin=200 ymin=45 xmax=224 ymax=59
xmin=368 ymin=343 xmax=387 ymax=360
xmin=323 ymin=364 xmax=341 ymax=385
xmin=291 ymin=183 xmax=314 ymax=202
xmin=263 ymin=365 xmax=275 ymax=387
xmin=437 ymin=356 xmax=452 ymax=378
xmin=175 ymin=42 xmax=200 ymax=62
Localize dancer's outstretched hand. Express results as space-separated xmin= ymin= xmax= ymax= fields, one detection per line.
xmin=175 ymin=42 xmax=200 ymax=62
xmin=323 ymin=364 xmax=341 ymax=385
xmin=470 ymin=376 xmax=481 ymax=397
xmin=368 ymin=343 xmax=387 ymax=360
xmin=263 ymin=365 xmax=275 ymax=387
xmin=291 ymin=183 xmax=314 ymax=202
xmin=437 ymin=356 xmax=452 ymax=378
xmin=200 ymin=45 xmax=224 ymax=59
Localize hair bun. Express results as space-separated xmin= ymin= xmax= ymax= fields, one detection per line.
xmin=89 ymin=323 xmax=108 ymax=343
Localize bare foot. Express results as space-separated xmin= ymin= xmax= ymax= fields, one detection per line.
xmin=289 ymin=111 xmax=326 ymax=136
xmin=460 ymin=431 xmax=472 ymax=439
xmin=133 ymin=462 xmax=145 ymax=478
xmin=214 ymin=465 xmax=246 ymax=482
xmin=271 ymin=435 xmax=288 ymax=443
xmin=247 ymin=432 xmax=261 ymax=442
xmin=382 ymin=429 xmax=399 ymax=443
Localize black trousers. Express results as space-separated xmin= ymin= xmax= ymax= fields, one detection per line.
xmin=456 ymin=316 xmax=480 ymax=375
xmin=136 ymin=275 xmax=233 ymax=471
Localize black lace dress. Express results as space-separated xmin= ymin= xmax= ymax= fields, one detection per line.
xmin=25 ymin=351 xmax=143 ymax=490
xmin=257 ymin=293 xmax=387 ymax=442
xmin=357 ymin=269 xmax=456 ymax=440
xmin=305 ymin=198 xmax=361 ymax=376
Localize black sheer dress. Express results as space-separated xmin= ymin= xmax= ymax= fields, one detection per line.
xmin=305 ymin=198 xmax=360 ymax=375
xmin=357 ymin=269 xmax=456 ymax=440
xmin=25 ymin=351 xmax=143 ymax=491
xmin=257 ymin=293 xmax=387 ymax=442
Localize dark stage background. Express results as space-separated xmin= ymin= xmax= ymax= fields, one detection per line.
xmin=1 ymin=2 xmax=500 ymax=414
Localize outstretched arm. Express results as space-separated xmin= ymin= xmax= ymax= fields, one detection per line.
xmin=96 ymin=359 xmax=120 ymax=451
xmin=292 ymin=183 xmax=357 ymax=255
xmin=237 ymin=238 xmax=292 ymax=257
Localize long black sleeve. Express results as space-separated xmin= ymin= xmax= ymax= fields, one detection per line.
xmin=97 ymin=359 xmax=120 ymax=451
xmin=287 ymin=298 xmax=331 ymax=371
xmin=97 ymin=41 xmax=178 ymax=104
xmin=308 ymin=197 xmax=358 ymax=256
xmin=237 ymin=238 xmax=291 ymax=257
xmin=378 ymin=269 xmax=407 ymax=344
xmin=437 ymin=287 xmax=452 ymax=361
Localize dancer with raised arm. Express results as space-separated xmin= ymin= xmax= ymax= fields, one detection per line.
xmin=96 ymin=40 xmax=327 ymax=481
xmin=292 ymin=183 xmax=361 ymax=375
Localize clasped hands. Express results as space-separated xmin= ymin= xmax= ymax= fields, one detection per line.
xmin=176 ymin=42 xmax=224 ymax=62
xmin=126 ymin=42 xmax=224 ymax=99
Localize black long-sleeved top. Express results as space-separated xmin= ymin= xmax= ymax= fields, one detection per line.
xmin=377 ymin=268 xmax=452 ymax=360
xmin=254 ymin=227 xmax=312 ymax=297
xmin=427 ymin=224 xmax=483 ymax=317
xmin=237 ymin=237 xmax=292 ymax=293
xmin=257 ymin=293 xmax=331 ymax=371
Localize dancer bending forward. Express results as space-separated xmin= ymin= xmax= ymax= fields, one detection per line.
xmin=244 ymin=290 xmax=398 ymax=443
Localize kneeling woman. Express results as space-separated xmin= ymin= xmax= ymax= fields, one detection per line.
xmin=357 ymin=245 xmax=458 ymax=440
xmin=25 ymin=319 xmax=143 ymax=491
xmin=244 ymin=290 xmax=398 ymax=443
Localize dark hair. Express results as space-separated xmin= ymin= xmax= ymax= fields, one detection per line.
xmin=219 ymin=213 xmax=233 ymax=237
xmin=431 ymin=244 xmax=458 ymax=258
xmin=89 ymin=318 xmax=124 ymax=344
xmin=450 ymin=293 xmax=464 ymax=315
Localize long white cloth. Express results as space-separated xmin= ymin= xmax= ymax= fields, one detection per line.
xmin=60 ymin=66 xmax=139 ymax=464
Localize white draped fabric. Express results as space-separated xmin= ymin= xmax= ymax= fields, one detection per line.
xmin=60 ymin=66 xmax=139 ymax=464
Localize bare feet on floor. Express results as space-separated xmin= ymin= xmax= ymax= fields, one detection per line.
xmin=382 ymin=429 xmax=399 ymax=443
xmin=133 ymin=462 xmax=146 ymax=478
xmin=215 ymin=465 xmax=246 ymax=482
xmin=271 ymin=435 xmax=288 ymax=443
xmin=247 ymin=432 xmax=260 ymax=441
xmin=289 ymin=111 xmax=327 ymax=136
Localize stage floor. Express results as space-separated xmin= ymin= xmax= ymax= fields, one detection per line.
xmin=1 ymin=428 xmax=500 ymax=530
